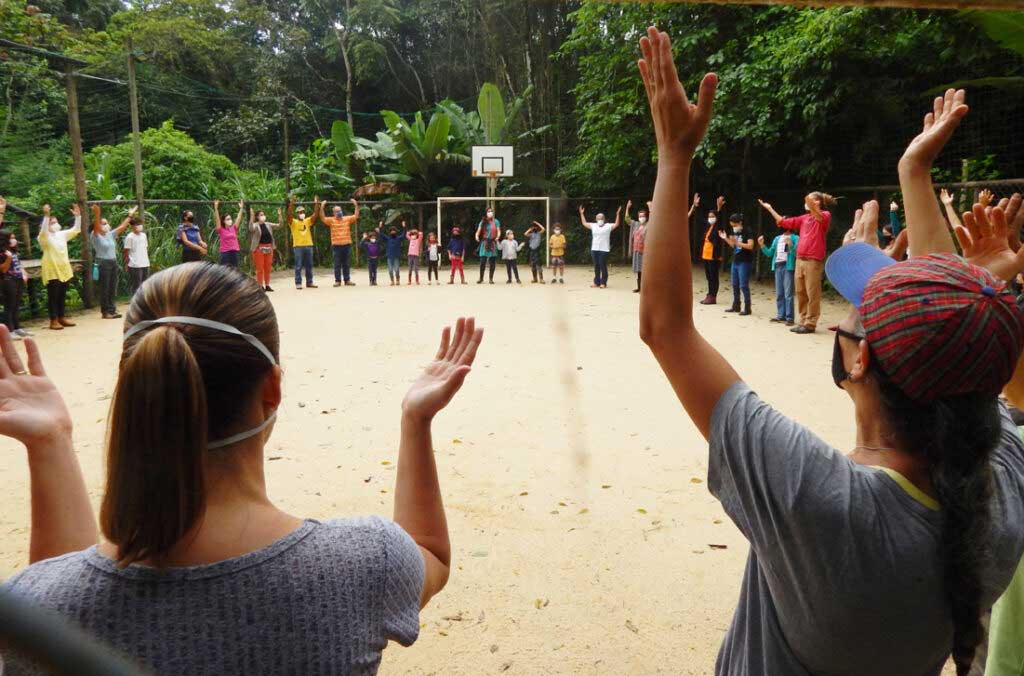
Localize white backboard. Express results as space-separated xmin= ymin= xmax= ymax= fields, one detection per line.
xmin=471 ymin=145 xmax=514 ymax=178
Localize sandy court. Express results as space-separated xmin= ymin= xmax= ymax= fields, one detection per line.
xmin=1 ymin=264 xmax=860 ymax=675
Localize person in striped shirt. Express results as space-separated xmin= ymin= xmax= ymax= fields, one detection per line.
xmin=318 ymin=199 xmax=359 ymax=287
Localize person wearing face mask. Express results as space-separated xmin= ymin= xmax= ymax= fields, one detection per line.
xmin=718 ymin=214 xmax=755 ymax=316
xmin=638 ymin=33 xmax=1024 ymax=676
xmin=548 ymin=223 xmax=567 ymax=284
xmin=213 ymin=199 xmax=245 ymax=269
xmin=379 ymin=220 xmax=408 ymax=286
xmin=758 ymin=226 xmax=798 ymax=326
xmin=38 ymin=203 xmax=81 ymax=331
xmin=360 ymin=229 xmax=382 ymax=285
xmin=0 ymin=228 xmax=29 ymax=339
xmin=90 ymin=204 xmax=135 ymax=319
xmin=524 ymin=221 xmax=547 ymax=283
xmin=447 ymin=226 xmax=466 ymax=284
xmin=578 ymin=205 xmax=622 ymax=288
xmin=287 ymin=197 xmax=318 ymax=290
xmin=757 ymin=191 xmax=836 ymax=334
xmin=317 ymin=199 xmax=359 ymax=287
xmin=248 ymin=207 xmax=284 ymax=292
xmin=625 ymin=200 xmax=650 ymax=293
xmin=476 ymin=208 xmax=500 ymax=284
xmin=123 ymin=213 xmax=151 ymax=293
xmin=177 ymin=209 xmax=208 ymax=264
xmin=698 ymin=195 xmax=727 ymax=305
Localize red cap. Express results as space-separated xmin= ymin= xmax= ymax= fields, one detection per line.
xmin=860 ymin=253 xmax=1024 ymax=402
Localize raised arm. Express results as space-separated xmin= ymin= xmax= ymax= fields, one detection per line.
xmin=66 ymin=204 xmax=81 ymax=240
xmin=612 ymin=206 xmax=623 ymax=230
xmin=212 ymin=200 xmax=221 ymax=240
xmin=112 ymin=207 xmax=136 ymax=236
xmin=888 ymin=200 xmax=903 ymax=236
xmin=940 ymin=189 xmax=963 ymax=230
xmin=0 ymin=195 xmax=6 ymax=227
xmin=286 ymin=198 xmax=294 ymax=224
xmin=625 ymin=200 xmax=633 ymax=224
xmin=687 ymin=193 xmax=700 ymax=218
xmin=531 ymin=220 xmax=546 ymax=233
xmin=395 ymin=317 xmax=483 ymax=607
xmin=0 ymin=331 xmax=97 ymax=562
xmin=316 ymin=198 xmax=327 ymax=226
xmin=578 ymin=206 xmax=591 ymax=230
xmin=757 ymin=198 xmax=784 ymax=225
xmin=637 ymin=27 xmax=739 ymax=440
xmin=91 ymin=204 xmax=103 ymax=236
xmin=235 ymin=199 xmax=244 ymax=230
xmin=897 ymin=89 xmax=965 ymax=257
xmin=351 ymin=198 xmax=360 ymax=220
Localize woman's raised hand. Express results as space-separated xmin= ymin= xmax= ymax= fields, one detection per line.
xmin=955 ymin=204 xmax=1024 ymax=282
xmin=0 ymin=327 xmax=71 ymax=450
xmin=637 ymin=27 xmax=716 ymax=165
xmin=401 ymin=317 xmax=483 ymax=422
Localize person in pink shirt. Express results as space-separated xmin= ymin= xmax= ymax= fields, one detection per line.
xmin=406 ymin=228 xmax=423 ymax=285
xmin=213 ymin=199 xmax=245 ymax=268
xmin=757 ymin=192 xmax=836 ymax=334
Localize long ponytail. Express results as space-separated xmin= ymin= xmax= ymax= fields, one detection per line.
xmin=100 ymin=326 xmax=208 ymax=565
xmin=99 ymin=262 xmax=278 ymax=566
xmin=875 ymin=366 xmax=999 ymax=675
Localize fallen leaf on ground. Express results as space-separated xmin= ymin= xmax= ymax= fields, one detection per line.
xmin=709 ymin=543 xmax=728 ymax=550
xmin=636 ymin=508 xmax=647 ymax=514
xmin=625 ymin=619 xmax=639 ymax=634
xmin=578 ymin=508 xmax=589 ymax=515
xmin=690 ymin=477 xmax=703 ymax=484
xmin=601 ymin=484 xmax=612 ymax=489
xmin=519 ymin=491 xmax=528 ymax=496
xmin=268 ymin=456 xmax=282 ymax=461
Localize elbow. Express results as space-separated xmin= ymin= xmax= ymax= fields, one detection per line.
xmin=639 ymin=311 xmax=689 ymax=353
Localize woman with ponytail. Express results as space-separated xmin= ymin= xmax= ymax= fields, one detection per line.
xmin=1 ymin=262 xmax=484 ymax=674
xmin=637 ymin=29 xmax=1024 ymax=676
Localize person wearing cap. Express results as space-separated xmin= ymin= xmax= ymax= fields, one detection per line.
xmin=317 ymin=198 xmax=359 ymax=287
xmin=0 ymin=262 xmax=485 ymax=674
xmin=287 ymin=197 xmax=318 ymax=290
xmin=636 ymin=29 xmax=1024 ymax=676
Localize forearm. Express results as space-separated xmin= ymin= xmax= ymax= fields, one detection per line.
xmin=943 ymin=202 xmax=963 ymax=230
xmin=27 ymin=432 xmax=97 ymax=563
xmin=898 ymin=163 xmax=957 ymax=256
xmin=393 ymin=413 xmax=449 ymax=567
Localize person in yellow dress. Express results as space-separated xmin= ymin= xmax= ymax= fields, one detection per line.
xmin=38 ymin=203 xmax=81 ymax=331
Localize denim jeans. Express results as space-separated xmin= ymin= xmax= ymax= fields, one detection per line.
xmin=367 ymin=258 xmax=378 ymax=284
xmin=775 ymin=265 xmax=795 ymax=321
xmin=731 ymin=260 xmax=751 ymax=307
xmin=293 ymin=245 xmax=314 ymax=286
xmin=332 ymin=244 xmax=351 ymax=282
xmin=592 ymin=250 xmax=609 ymax=286
xmin=387 ymin=256 xmax=401 ymax=280
xmin=98 ymin=258 xmax=118 ymax=315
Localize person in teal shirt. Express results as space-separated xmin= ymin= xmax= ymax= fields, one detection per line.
xmin=758 ymin=229 xmax=798 ymax=325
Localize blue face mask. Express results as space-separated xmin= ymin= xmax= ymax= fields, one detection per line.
xmin=123 ymin=316 xmax=278 ymax=448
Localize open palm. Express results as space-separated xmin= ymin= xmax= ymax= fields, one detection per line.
xmin=899 ymin=88 xmax=967 ymax=172
xmin=0 ymin=328 xmax=71 ymax=447
xmin=955 ymin=204 xmax=1024 ymax=282
xmin=402 ymin=317 xmax=484 ymax=421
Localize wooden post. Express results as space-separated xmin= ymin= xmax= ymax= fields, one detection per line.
xmin=65 ymin=64 xmax=94 ymax=308
xmin=126 ymin=38 xmax=145 ymax=218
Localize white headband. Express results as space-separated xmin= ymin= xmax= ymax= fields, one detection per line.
xmin=123 ymin=316 xmax=278 ymax=450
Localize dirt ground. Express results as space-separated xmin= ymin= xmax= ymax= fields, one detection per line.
xmin=0 ymin=264 xmax=871 ymax=675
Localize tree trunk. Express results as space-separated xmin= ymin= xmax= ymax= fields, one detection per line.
xmin=341 ymin=0 xmax=355 ymax=131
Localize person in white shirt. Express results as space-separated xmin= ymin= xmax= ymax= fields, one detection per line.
xmin=123 ymin=215 xmax=150 ymax=293
xmin=578 ymin=205 xmax=622 ymax=288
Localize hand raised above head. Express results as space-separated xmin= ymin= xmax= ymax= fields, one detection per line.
xmin=940 ymin=188 xmax=955 ymax=206
xmin=637 ymin=27 xmax=716 ymax=165
xmin=899 ymin=88 xmax=967 ymax=174
xmin=402 ymin=317 xmax=484 ymax=422
xmin=955 ymin=204 xmax=1024 ymax=282
xmin=0 ymin=327 xmax=71 ymax=449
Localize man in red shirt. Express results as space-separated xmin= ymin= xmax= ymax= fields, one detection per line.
xmin=758 ymin=192 xmax=836 ymax=333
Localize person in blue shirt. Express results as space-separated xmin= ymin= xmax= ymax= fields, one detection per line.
xmin=447 ymin=226 xmax=466 ymax=284
xmin=377 ymin=221 xmax=407 ymax=286
xmin=759 ymin=229 xmax=799 ymax=326
xmin=177 ymin=210 xmax=207 ymax=263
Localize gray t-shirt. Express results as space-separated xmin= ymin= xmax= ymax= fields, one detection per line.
xmin=91 ymin=231 xmax=117 ymax=261
xmin=527 ymin=231 xmax=543 ymax=250
xmin=1 ymin=516 xmax=424 ymax=675
xmin=709 ymin=382 xmax=1024 ymax=676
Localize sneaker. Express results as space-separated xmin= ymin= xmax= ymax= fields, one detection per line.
xmin=739 ymin=309 xmax=751 ymax=316
xmin=477 ymin=280 xmax=484 ymax=284
xmin=345 ymin=281 xmax=356 ymax=286
xmin=551 ymin=279 xmax=558 ymax=284
xmin=785 ymin=321 xmax=795 ymax=326
xmin=448 ymin=280 xmax=455 ymax=285
xmin=600 ymin=284 xmax=607 ymax=289
xmin=15 ymin=329 xmax=32 ymax=337
xmin=334 ymin=282 xmax=342 ymax=287
xmin=791 ymin=325 xmax=815 ymax=334
xmin=769 ymin=317 xmax=784 ymax=323
xmin=725 ymin=306 xmax=740 ymax=313
xmin=516 ymin=280 xmax=522 ymax=284
xmin=559 ymin=279 xmax=564 ymax=284
xmin=461 ymin=280 xmax=467 ymax=285
xmin=306 ymin=284 xmax=318 ymax=289
xmin=265 ymin=286 xmax=274 ymax=292
xmin=296 ymin=285 xmax=303 ymax=290
xmin=489 ymin=280 xmax=495 ymax=284
xmin=633 ymin=289 xmax=640 ymax=293
xmin=506 ymin=280 xmax=512 ymax=284
xmin=11 ymin=332 xmax=22 ymax=341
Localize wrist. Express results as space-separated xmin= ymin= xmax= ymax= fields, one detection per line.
xmin=400 ymin=409 xmax=433 ymax=430
xmin=25 ymin=423 xmax=73 ymax=460
xmin=897 ymin=157 xmax=931 ymax=178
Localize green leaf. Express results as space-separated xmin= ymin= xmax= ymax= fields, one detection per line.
xmin=477 ymin=82 xmax=506 ymax=145
xmin=962 ymin=11 xmax=1024 ymax=56
xmin=331 ymin=120 xmax=357 ymax=159
xmin=422 ymin=112 xmax=451 ymax=159
xmin=924 ymin=76 xmax=1024 ymax=95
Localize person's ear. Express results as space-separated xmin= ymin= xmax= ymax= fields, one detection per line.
xmin=261 ymin=365 xmax=283 ymax=413
xmin=850 ymin=339 xmax=872 ymax=382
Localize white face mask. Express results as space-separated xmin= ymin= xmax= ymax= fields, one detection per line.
xmin=486 ymin=211 xmax=494 ymax=218
xmin=133 ymin=226 xmax=143 ymax=233
xmin=101 ymin=224 xmax=111 ymax=234
xmin=733 ymin=227 xmax=743 ymax=235
xmin=596 ymin=219 xmax=605 ymax=225
xmin=370 ymin=238 xmax=377 ymax=243
xmin=258 ymin=215 xmax=267 ymax=223
xmin=708 ymin=217 xmax=717 ymax=225
xmin=8 ymin=239 xmax=17 ymax=248
xmin=49 ymin=223 xmax=61 ymax=234
xmin=639 ymin=217 xmax=647 ymax=224
xmin=804 ymin=203 xmax=811 ymax=212
xmin=224 ymin=219 xmax=233 ymax=227
xmin=554 ymin=229 xmax=561 ymax=234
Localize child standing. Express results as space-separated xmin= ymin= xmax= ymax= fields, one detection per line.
xmin=379 ymin=221 xmax=406 ymax=286
xmin=498 ymin=230 xmax=524 ymax=284
xmin=627 ymin=200 xmax=649 ymax=293
xmin=719 ymin=213 xmax=755 ymax=316
xmin=525 ymin=221 xmax=546 ymax=283
xmin=123 ymin=213 xmax=151 ymax=293
xmin=425 ymin=232 xmax=441 ymax=284
xmin=406 ymin=228 xmax=422 ymax=285
xmin=360 ymin=230 xmax=382 ymax=285
xmin=759 ymin=228 xmax=798 ymax=325
xmin=447 ymin=226 xmax=466 ymax=284
xmin=548 ymin=223 xmax=567 ymax=284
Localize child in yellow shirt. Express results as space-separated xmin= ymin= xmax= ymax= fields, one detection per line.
xmin=548 ymin=223 xmax=567 ymax=284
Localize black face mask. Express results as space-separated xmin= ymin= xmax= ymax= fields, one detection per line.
xmin=832 ymin=328 xmax=866 ymax=389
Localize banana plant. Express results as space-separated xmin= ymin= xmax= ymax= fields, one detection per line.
xmin=929 ymin=12 xmax=1024 ymax=92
